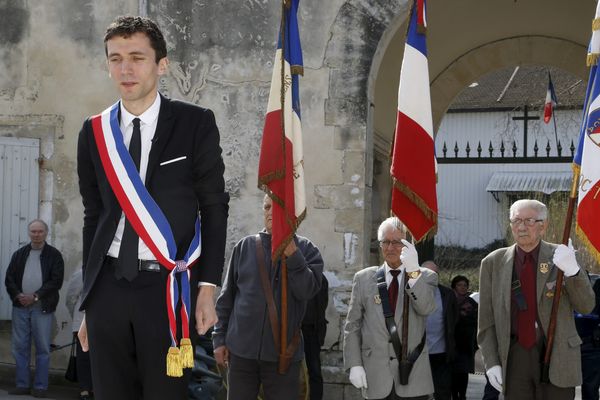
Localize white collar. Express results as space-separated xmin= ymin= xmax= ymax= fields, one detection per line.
xmin=120 ymin=93 xmax=161 ymax=128
xmin=384 ymin=261 xmax=403 ymax=275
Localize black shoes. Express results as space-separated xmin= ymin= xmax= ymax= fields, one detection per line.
xmin=31 ymin=389 xmax=48 ymax=398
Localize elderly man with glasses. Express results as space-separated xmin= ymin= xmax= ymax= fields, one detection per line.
xmin=478 ymin=199 xmax=595 ymax=400
xmin=344 ymin=217 xmax=437 ymax=400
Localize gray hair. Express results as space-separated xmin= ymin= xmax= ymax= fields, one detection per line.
xmin=377 ymin=217 xmax=407 ymax=241
xmin=509 ymin=199 xmax=548 ymax=220
xmin=28 ymin=219 xmax=49 ymax=232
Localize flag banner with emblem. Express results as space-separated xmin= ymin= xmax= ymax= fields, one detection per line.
xmin=258 ymin=0 xmax=306 ymax=261
xmin=544 ymin=72 xmax=558 ymax=124
xmin=390 ymin=0 xmax=437 ymax=242
xmin=575 ymin=1 xmax=600 ymax=262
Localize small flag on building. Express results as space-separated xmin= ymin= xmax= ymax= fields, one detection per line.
xmin=258 ymin=0 xmax=306 ymax=261
xmin=390 ymin=0 xmax=438 ymax=242
xmin=574 ymin=1 xmax=600 ymax=262
xmin=544 ymin=73 xmax=558 ymax=124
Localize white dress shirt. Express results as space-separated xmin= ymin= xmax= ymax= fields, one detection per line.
xmin=107 ymin=94 xmax=161 ymax=260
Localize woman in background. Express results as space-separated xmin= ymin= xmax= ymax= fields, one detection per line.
xmin=450 ymin=275 xmax=478 ymax=400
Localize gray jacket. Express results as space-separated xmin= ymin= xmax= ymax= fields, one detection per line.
xmin=213 ymin=230 xmax=324 ymax=362
xmin=478 ymin=241 xmax=595 ymax=389
xmin=344 ymin=265 xmax=437 ymax=399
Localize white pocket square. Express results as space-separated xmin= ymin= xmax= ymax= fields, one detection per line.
xmin=159 ymin=156 xmax=187 ymax=166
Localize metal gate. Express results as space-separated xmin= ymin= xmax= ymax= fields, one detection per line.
xmin=0 ymin=137 xmax=40 ymax=320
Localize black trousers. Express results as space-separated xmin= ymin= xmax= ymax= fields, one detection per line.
xmin=302 ymin=326 xmax=323 ymax=400
xmin=482 ymin=375 xmax=500 ymax=400
xmin=227 ymin=353 xmax=301 ymax=400
xmin=86 ymin=260 xmax=189 ymax=400
xmin=451 ymin=371 xmax=469 ymax=400
xmin=429 ymin=353 xmax=452 ymax=400
xmin=75 ymin=333 xmax=93 ymax=392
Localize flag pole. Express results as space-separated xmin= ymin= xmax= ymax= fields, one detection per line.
xmin=541 ymin=169 xmax=579 ymax=382
xmin=277 ymin=0 xmax=289 ymax=375
xmin=551 ymin=101 xmax=559 ymax=151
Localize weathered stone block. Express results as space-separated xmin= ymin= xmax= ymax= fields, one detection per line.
xmin=324 ymin=98 xmax=367 ymax=127
xmin=314 ymin=185 xmax=365 ymax=210
xmin=334 ymin=126 xmax=367 ymax=151
xmin=335 ymin=209 xmax=364 ymax=233
xmin=342 ymin=151 xmax=366 ymax=185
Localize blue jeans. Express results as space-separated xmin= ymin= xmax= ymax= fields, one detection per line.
xmin=581 ymin=342 xmax=600 ymax=400
xmin=11 ymin=305 xmax=53 ymax=390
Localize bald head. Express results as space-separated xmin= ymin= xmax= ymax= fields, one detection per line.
xmin=422 ymin=260 xmax=438 ymax=273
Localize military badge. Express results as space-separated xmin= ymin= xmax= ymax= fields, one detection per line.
xmin=374 ymin=294 xmax=381 ymax=304
xmin=539 ymin=263 xmax=549 ymax=274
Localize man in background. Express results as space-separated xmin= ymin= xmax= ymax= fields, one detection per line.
xmin=213 ymin=195 xmax=323 ymax=399
xmin=478 ymin=199 xmax=595 ymax=400
xmin=422 ymin=260 xmax=458 ymax=400
xmin=5 ymin=219 xmax=64 ymax=398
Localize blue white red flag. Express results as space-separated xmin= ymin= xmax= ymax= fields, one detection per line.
xmin=575 ymin=1 xmax=600 ymax=262
xmin=390 ymin=0 xmax=437 ymax=242
xmin=258 ymin=0 xmax=306 ymax=261
xmin=543 ymin=73 xmax=557 ymax=124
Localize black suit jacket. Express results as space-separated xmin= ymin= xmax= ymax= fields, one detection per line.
xmin=438 ymin=284 xmax=458 ymax=362
xmin=77 ymin=94 xmax=229 ymax=309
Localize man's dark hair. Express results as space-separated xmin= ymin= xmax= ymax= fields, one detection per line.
xmin=104 ymin=16 xmax=167 ymax=63
xmin=451 ymin=275 xmax=470 ymax=289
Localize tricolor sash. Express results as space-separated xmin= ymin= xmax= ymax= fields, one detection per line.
xmin=91 ymin=101 xmax=201 ymax=377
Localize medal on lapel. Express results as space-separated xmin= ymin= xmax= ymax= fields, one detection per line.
xmin=539 ymin=263 xmax=549 ymax=274
xmin=374 ymin=294 xmax=381 ymax=304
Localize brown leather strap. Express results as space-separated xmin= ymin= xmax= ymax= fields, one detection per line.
xmin=255 ymin=235 xmax=281 ymax=352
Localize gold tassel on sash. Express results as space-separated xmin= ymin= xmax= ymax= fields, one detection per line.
xmin=166 ymin=346 xmax=183 ymax=377
xmin=179 ymin=338 xmax=194 ymax=369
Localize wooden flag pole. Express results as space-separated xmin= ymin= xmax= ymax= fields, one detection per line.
xmin=278 ymin=256 xmax=288 ymax=374
xmin=541 ymin=169 xmax=579 ymax=382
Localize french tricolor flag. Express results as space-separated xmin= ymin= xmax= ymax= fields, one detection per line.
xmin=544 ymin=73 xmax=558 ymax=124
xmin=258 ymin=0 xmax=306 ymax=261
xmin=575 ymin=0 xmax=600 ymax=263
xmin=390 ymin=0 xmax=438 ymax=242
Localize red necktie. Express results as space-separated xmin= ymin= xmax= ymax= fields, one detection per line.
xmin=389 ymin=270 xmax=401 ymax=314
xmin=518 ymin=253 xmax=537 ymax=349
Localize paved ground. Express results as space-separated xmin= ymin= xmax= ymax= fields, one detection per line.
xmin=0 ymin=372 xmax=586 ymax=399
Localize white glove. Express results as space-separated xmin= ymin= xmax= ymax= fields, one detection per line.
xmin=553 ymin=239 xmax=579 ymax=277
xmin=400 ymin=239 xmax=419 ymax=272
xmin=486 ymin=365 xmax=503 ymax=393
xmin=349 ymin=366 xmax=368 ymax=389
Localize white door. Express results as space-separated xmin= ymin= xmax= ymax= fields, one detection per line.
xmin=0 ymin=137 xmax=40 ymax=320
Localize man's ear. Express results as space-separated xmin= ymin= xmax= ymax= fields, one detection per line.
xmin=158 ymin=57 xmax=169 ymax=76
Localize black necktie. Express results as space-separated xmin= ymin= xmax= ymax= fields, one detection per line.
xmin=116 ymin=118 xmax=141 ymax=281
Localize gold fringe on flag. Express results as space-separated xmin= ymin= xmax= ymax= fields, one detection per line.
xmin=179 ymin=338 xmax=194 ymax=369
xmin=392 ymin=178 xmax=438 ymax=241
xmin=576 ymin=225 xmax=600 ymax=264
xmin=592 ymin=17 xmax=600 ymax=31
xmin=166 ymin=347 xmax=183 ymax=377
xmin=587 ymin=53 xmax=599 ymax=67
xmin=290 ymin=65 xmax=304 ymax=76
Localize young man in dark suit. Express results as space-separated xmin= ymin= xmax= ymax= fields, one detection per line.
xmin=77 ymin=16 xmax=228 ymax=400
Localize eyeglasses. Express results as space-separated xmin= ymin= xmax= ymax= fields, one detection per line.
xmin=509 ymin=218 xmax=544 ymax=227
xmin=379 ymin=240 xmax=404 ymax=248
